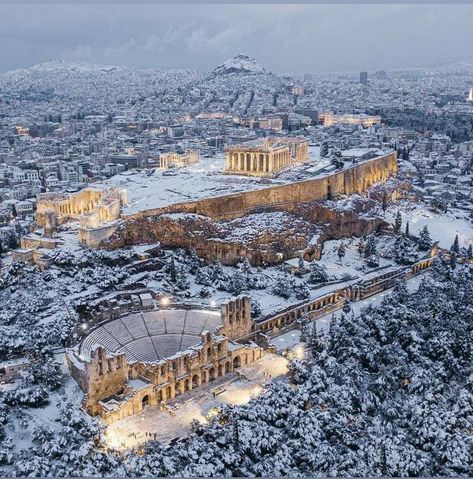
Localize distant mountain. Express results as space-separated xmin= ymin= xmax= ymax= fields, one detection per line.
xmin=213 ymin=54 xmax=265 ymax=76
xmin=5 ymin=59 xmax=125 ymax=76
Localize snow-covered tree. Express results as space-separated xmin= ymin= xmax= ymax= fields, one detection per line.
xmin=451 ymin=234 xmax=460 ymax=255
xmin=337 ymin=243 xmax=346 ymax=263
xmin=329 ymin=148 xmax=343 ymax=169
xmin=308 ymin=262 xmax=328 ymax=284
xmin=272 ymin=275 xmax=295 ymax=299
xmin=320 ymin=141 xmax=329 ymax=158
xmin=394 ymin=211 xmax=402 ymax=234
xmin=418 ymin=225 xmax=432 ymax=251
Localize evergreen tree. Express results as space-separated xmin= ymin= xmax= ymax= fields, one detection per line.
xmin=402 ymin=147 xmax=409 ymax=161
xmin=329 ymin=148 xmax=344 ymax=169
xmin=320 ymin=141 xmax=329 ymax=158
xmin=230 ymin=271 xmax=247 ymax=294
xmin=337 ymin=243 xmax=346 ymax=263
xmin=366 ymin=254 xmax=380 ymax=268
xmin=451 ymin=234 xmax=460 ymax=255
xmin=272 ymin=275 xmax=294 ymax=299
xmin=0 ymin=239 xmax=4 ymax=256
xmin=357 ymin=238 xmax=365 ymax=257
xmin=174 ymin=265 xmax=190 ymax=290
xmin=394 ymin=237 xmax=418 ymax=265
xmin=294 ymin=282 xmax=310 ymax=300
xmin=195 ymin=268 xmax=212 ymax=286
xmin=467 ymin=244 xmax=473 ymax=260
xmin=418 ymin=225 xmax=432 ymax=251
xmin=188 ymin=250 xmax=202 ymax=274
xmin=449 ymin=251 xmax=457 ymax=270
xmin=405 ymin=221 xmax=410 ymax=237
xmin=394 ymin=211 xmax=402 ymax=234
xmin=308 ymin=262 xmax=329 ymax=284
xmin=168 ymin=257 xmax=177 ymax=282
xmin=382 ymin=192 xmax=388 ymax=214
xmin=296 ymin=256 xmax=306 ymax=276
xmin=251 ymin=299 xmax=262 ymax=318
xmin=364 ymin=236 xmax=377 ymax=258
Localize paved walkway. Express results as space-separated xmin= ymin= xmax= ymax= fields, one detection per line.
xmin=104 ymin=352 xmax=288 ymax=450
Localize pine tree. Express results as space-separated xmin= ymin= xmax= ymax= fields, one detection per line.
xmin=320 ymin=141 xmax=329 ymax=158
xmin=382 ymin=192 xmax=388 ymax=214
xmin=450 ymin=251 xmax=457 ymax=270
xmin=364 ymin=236 xmax=377 ymax=258
xmin=251 ymin=300 xmax=262 ymax=318
xmin=231 ymin=271 xmax=247 ymax=294
xmin=295 ymin=256 xmax=306 ymax=277
xmin=272 ymin=275 xmax=294 ymax=298
xmin=405 ymin=221 xmax=410 ymax=237
xmin=367 ymin=254 xmax=380 ymax=268
xmin=394 ymin=211 xmax=402 ymax=234
xmin=394 ymin=237 xmax=418 ymax=265
xmin=467 ymin=244 xmax=473 ymax=260
xmin=329 ymin=148 xmax=344 ymax=169
xmin=451 ymin=235 xmax=460 ymax=254
xmin=418 ymin=226 xmax=432 ymax=251
xmin=358 ymin=238 xmax=365 ymax=257
xmin=168 ymin=257 xmax=177 ymax=282
xmin=402 ymin=147 xmax=409 ymax=161
xmin=308 ymin=262 xmax=329 ymax=284
xmin=337 ymin=243 xmax=346 ymax=263
xmin=294 ymin=283 xmax=310 ymax=300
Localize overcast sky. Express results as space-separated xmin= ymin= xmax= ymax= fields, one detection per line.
xmin=1 ymin=4 xmax=473 ymax=74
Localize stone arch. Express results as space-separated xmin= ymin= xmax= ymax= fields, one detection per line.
xmin=142 ymin=394 xmax=149 ymax=408
xmin=209 ymin=367 xmax=216 ymax=381
xmin=233 ymin=356 xmax=241 ymax=369
xmin=192 ymin=374 xmax=200 ymax=388
xmin=218 ymin=364 xmax=223 ymax=377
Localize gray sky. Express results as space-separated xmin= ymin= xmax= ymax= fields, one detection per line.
xmin=1 ymin=4 xmax=473 ymax=74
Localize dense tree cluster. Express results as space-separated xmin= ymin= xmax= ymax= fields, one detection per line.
xmin=1 ymin=259 xmax=470 ymax=476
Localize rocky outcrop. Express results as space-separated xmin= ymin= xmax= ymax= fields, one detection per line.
xmin=102 ymin=198 xmax=389 ymax=266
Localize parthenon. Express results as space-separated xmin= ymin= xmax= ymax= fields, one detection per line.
xmin=224 ymin=137 xmax=309 ymax=177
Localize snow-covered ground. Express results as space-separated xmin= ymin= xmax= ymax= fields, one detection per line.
xmin=99 ymin=146 xmax=362 ymax=215
xmin=386 ymin=201 xmax=473 ymax=249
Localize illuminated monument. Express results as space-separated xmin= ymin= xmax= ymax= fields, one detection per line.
xmin=225 ymin=137 xmax=308 ymax=177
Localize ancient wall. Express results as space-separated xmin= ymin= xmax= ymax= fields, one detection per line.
xmin=125 ymin=152 xmax=397 ymax=222
xmin=84 ymin=347 xmax=128 ymax=416
xmin=78 ymin=222 xmax=121 ymax=247
xmin=220 ymin=296 xmax=253 ymax=340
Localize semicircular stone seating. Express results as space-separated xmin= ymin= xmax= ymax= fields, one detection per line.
xmin=80 ymin=309 xmax=221 ymax=363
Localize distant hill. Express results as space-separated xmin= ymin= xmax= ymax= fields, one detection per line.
xmin=5 ymin=59 xmax=125 ymax=76
xmin=213 ymin=54 xmax=265 ymax=76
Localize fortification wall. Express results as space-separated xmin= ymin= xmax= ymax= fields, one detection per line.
xmin=124 ymin=152 xmax=397 ymax=222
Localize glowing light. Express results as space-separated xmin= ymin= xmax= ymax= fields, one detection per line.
xmin=81 ymin=323 xmax=87 ymax=330
xmin=206 ymin=407 xmax=220 ymax=419
xmin=160 ymin=297 xmax=170 ymax=306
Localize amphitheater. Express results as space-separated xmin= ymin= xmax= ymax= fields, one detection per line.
xmin=67 ymin=297 xmax=263 ymax=424
xmin=79 ymin=309 xmax=222 ymax=364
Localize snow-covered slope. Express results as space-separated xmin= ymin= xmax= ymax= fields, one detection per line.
xmin=213 ymin=54 xmax=265 ymax=76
